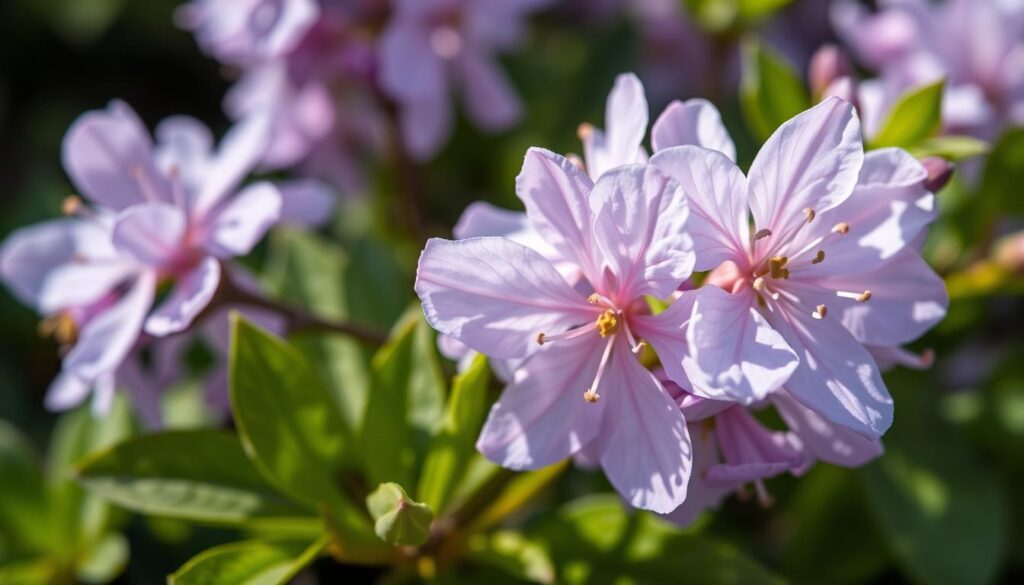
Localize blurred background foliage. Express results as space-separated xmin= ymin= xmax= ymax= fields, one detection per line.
xmin=0 ymin=0 xmax=1022 ymax=583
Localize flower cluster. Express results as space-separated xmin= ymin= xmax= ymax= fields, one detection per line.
xmin=415 ymin=74 xmax=948 ymax=518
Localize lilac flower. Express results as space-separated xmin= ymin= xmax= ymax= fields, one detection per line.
xmin=0 ymin=101 xmax=303 ymax=412
xmin=176 ymin=0 xmax=320 ymax=64
xmin=416 ymin=148 xmax=698 ymax=513
xmin=833 ymin=0 xmax=1024 ymax=139
xmin=649 ymin=96 xmax=949 ymax=438
xmin=378 ymin=0 xmax=551 ymax=160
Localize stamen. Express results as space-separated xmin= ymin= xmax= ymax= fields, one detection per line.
xmin=536 ymin=325 xmax=592 ymax=346
xmin=583 ymin=390 xmax=600 ymax=403
xmin=588 ymin=293 xmax=614 ymax=307
xmin=754 ymin=228 xmax=772 ymax=241
xmin=811 ymin=250 xmax=825 ymax=264
xmin=623 ymin=322 xmax=645 ymax=354
xmin=813 ymin=304 xmax=828 ymax=319
xmin=754 ymin=479 xmax=774 ymax=507
xmin=836 ymin=289 xmax=872 ymax=302
xmin=39 ymin=313 xmax=78 ymax=346
xmin=832 ymin=222 xmax=850 ymax=235
xmin=857 ymin=290 xmax=872 ymax=302
xmin=62 ymin=195 xmax=83 ymax=216
xmin=577 ymin=123 xmax=594 ymax=141
xmin=768 ymin=256 xmax=790 ymax=279
xmin=584 ymin=337 xmax=616 ymax=404
xmin=596 ymin=310 xmax=619 ymax=337
xmin=803 ymin=208 xmax=816 ymax=223
xmin=752 ymin=276 xmax=766 ymax=292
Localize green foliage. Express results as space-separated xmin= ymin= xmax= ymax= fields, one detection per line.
xmin=908 ymin=135 xmax=989 ymax=162
xmin=740 ymin=40 xmax=811 ymax=142
xmin=683 ymin=0 xmax=795 ymax=32
xmin=980 ymin=128 xmax=1024 ymax=217
xmin=75 ymin=431 xmax=308 ymax=526
xmin=168 ymin=538 xmax=325 ymax=585
xmin=868 ymin=80 xmax=945 ymax=150
xmin=365 ymin=483 xmax=434 ymax=547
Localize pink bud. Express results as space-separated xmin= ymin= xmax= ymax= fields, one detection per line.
xmin=920 ymin=156 xmax=955 ymax=192
xmin=809 ymin=44 xmax=854 ymax=99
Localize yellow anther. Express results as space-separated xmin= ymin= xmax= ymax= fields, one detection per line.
xmin=595 ymin=310 xmax=619 ymax=338
xmin=583 ymin=389 xmax=601 ymax=403
xmin=857 ymin=290 xmax=872 ymax=302
xmin=62 ymin=195 xmax=82 ymax=216
xmin=752 ymin=276 xmax=766 ymax=292
xmin=588 ymin=293 xmax=601 ymax=305
xmin=803 ymin=208 xmax=816 ymax=222
xmin=39 ymin=313 xmax=78 ymax=346
xmin=768 ymin=256 xmax=790 ymax=279
xmin=754 ymin=228 xmax=772 ymax=241
xmin=812 ymin=250 xmax=825 ymax=264
xmin=577 ymin=123 xmax=594 ymax=140
xmin=832 ymin=222 xmax=850 ymax=235
xmin=814 ymin=304 xmax=828 ymax=319
xmin=536 ymin=332 xmax=546 ymax=345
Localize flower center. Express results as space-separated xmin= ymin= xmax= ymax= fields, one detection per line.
xmin=596 ymin=309 xmax=619 ymax=337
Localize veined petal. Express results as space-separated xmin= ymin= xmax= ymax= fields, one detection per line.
xmin=63 ymin=270 xmax=157 ymax=381
xmin=192 ymin=110 xmax=272 ymax=216
xmin=415 ymin=237 xmax=594 ymax=359
xmin=590 ymin=164 xmax=695 ymax=299
xmin=705 ymin=406 xmax=804 ymax=486
xmin=582 ymin=73 xmax=649 ymax=180
xmin=632 ymin=294 xmax=693 ymax=394
xmin=145 ymin=257 xmax=221 ymax=336
xmin=768 ymin=299 xmax=893 ymax=439
xmin=154 ymin=115 xmax=214 ymax=192
xmin=651 ymin=99 xmax=737 ymax=160
xmin=62 ymin=100 xmax=173 ymax=210
xmin=661 ymin=423 xmax=729 ymax=527
xmin=649 ymin=146 xmax=749 ymax=272
xmin=682 ymin=285 xmax=798 ymax=404
xmin=111 ymin=203 xmax=187 ymax=267
xmin=598 ymin=340 xmax=692 ymax=514
xmin=748 ymin=98 xmax=863 ymax=251
xmin=476 ymin=336 xmax=607 ymax=469
xmin=452 ymin=201 xmax=573 ymax=280
xmin=202 ymin=182 xmax=282 ymax=258
xmin=772 ymin=391 xmax=884 ymax=467
xmin=516 ymin=148 xmax=599 ymax=279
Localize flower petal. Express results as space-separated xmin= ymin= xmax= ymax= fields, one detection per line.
xmin=661 ymin=423 xmax=729 ymax=527
xmin=476 ymin=336 xmax=607 ymax=468
xmin=154 ymin=115 xmax=214 ymax=190
xmin=192 ymin=110 xmax=272 ymax=215
xmin=582 ymin=73 xmax=649 ymax=180
xmin=515 ymin=148 xmax=599 ymax=280
xmin=111 ymin=203 xmax=187 ymax=267
xmin=276 ymin=179 xmax=335 ymax=226
xmin=203 ymin=182 xmax=282 ymax=258
xmin=598 ymin=341 xmax=692 ymax=514
xmin=772 ymin=391 xmax=884 ymax=467
xmin=767 ymin=300 xmax=892 ymax=439
xmin=682 ymin=285 xmax=798 ymax=404
xmin=705 ymin=406 xmax=804 ymax=486
xmin=145 ymin=257 xmax=221 ymax=336
xmin=62 ymin=100 xmax=173 ymax=210
xmin=399 ymin=95 xmax=453 ymax=161
xmin=456 ymin=50 xmax=522 ymax=131
xmin=651 ymin=99 xmax=736 ymax=160
xmin=590 ymin=164 xmax=695 ymax=299
xmin=748 ymin=98 xmax=863 ymax=248
xmin=45 ymin=371 xmax=92 ymax=411
xmin=378 ymin=19 xmax=446 ymax=104
xmin=415 ymin=237 xmax=593 ymax=359
xmin=649 ymin=145 xmax=749 ymax=272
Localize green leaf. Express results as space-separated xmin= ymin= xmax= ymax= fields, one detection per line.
xmin=682 ymin=0 xmax=738 ymax=32
xmin=529 ymin=495 xmax=783 ymax=584
xmin=907 ymin=135 xmax=989 ymax=161
xmin=0 ymin=421 xmax=51 ymax=556
xmin=737 ymin=0 xmax=794 ymax=22
xmin=365 ymin=483 xmax=434 ymax=547
xmin=360 ymin=308 xmax=446 ymax=488
xmin=418 ymin=355 xmax=492 ymax=512
xmin=868 ymin=80 xmax=945 ymax=149
xmin=860 ymin=370 xmax=1008 ymax=585
xmin=229 ymin=315 xmax=351 ymax=508
xmin=75 ymin=430 xmax=308 ymax=526
xmin=0 ymin=557 xmax=57 ymax=585
xmin=169 ymin=538 xmax=325 ymax=585
xmin=740 ymin=39 xmax=811 ymax=142
xmin=465 ymin=463 xmax=568 ymax=535
xmin=75 ymin=533 xmax=128 ymax=584
xmin=467 ymin=531 xmax=556 ymax=585
xmin=979 ymin=128 xmax=1024 ymax=217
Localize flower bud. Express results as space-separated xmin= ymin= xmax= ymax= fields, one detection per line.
xmin=366 ymin=482 xmax=434 ymax=547
xmin=809 ymin=44 xmax=854 ymax=99
xmin=920 ymin=156 xmax=955 ymax=192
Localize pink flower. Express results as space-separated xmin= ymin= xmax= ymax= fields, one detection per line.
xmin=415 ymin=147 xmax=698 ymax=513
xmin=833 ymin=0 xmax=1024 ymax=139
xmin=378 ymin=0 xmax=551 ymax=160
xmin=0 ymin=101 xmax=306 ymax=412
xmin=176 ymin=0 xmax=320 ymax=65
xmin=650 ymin=96 xmax=948 ymax=438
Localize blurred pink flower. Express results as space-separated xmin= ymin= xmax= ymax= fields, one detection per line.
xmin=378 ymin=0 xmax=551 ymax=160
xmin=416 ymin=147 xmax=698 ymax=513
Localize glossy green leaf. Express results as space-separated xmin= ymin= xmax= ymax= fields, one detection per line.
xmin=229 ymin=315 xmax=351 ymax=508
xmin=868 ymin=80 xmax=945 ymax=149
xmin=75 ymin=430 xmax=308 ymax=526
xmin=908 ymin=135 xmax=989 ymax=161
xmin=741 ymin=40 xmax=811 ymax=141
xmin=529 ymin=495 xmax=783 ymax=584
xmin=360 ymin=308 xmax=446 ymax=488
xmin=75 ymin=533 xmax=128 ymax=583
xmin=365 ymin=483 xmax=433 ymax=547
xmin=418 ymin=355 xmax=491 ymax=512
xmin=169 ymin=538 xmax=325 ymax=585
xmin=467 ymin=531 xmax=555 ymax=585
xmin=860 ymin=370 xmax=1008 ymax=585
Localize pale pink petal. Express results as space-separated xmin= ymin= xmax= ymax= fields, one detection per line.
xmin=378 ymin=20 xmax=446 ymax=105
xmin=203 ymin=182 xmax=282 ymax=258
xmin=590 ymin=164 xmax=695 ymax=299
xmin=62 ymin=100 xmax=173 ymax=210
xmin=705 ymin=406 xmax=804 ymax=486
xmin=582 ymin=73 xmax=649 ymax=179
xmin=772 ymin=391 xmax=884 ymax=467
xmin=682 ymin=285 xmax=798 ymax=404
xmin=63 ymin=271 xmax=157 ymax=381
xmin=192 ymin=110 xmax=272 ymax=216
xmin=748 ymin=98 xmax=863 ymax=247
xmin=145 ymin=257 xmax=221 ymax=336
xmin=111 ymin=203 xmax=187 ymax=267
xmin=649 ymin=145 xmax=748 ymax=271
xmin=476 ymin=336 xmax=607 ymax=468
xmin=457 ymin=50 xmax=522 ymax=131
xmin=415 ymin=237 xmax=594 ymax=359
xmin=276 ymin=179 xmax=335 ymax=226
xmin=661 ymin=424 xmax=729 ymax=527
xmin=767 ymin=301 xmax=892 ymax=439
xmin=154 ymin=115 xmax=214 ymax=190
xmin=399 ymin=96 xmax=453 ymax=161
xmin=868 ymin=344 xmax=934 ymax=372
xmin=45 ymin=371 xmax=92 ymax=411
xmin=598 ymin=340 xmax=692 ymax=514
xmin=515 ymin=148 xmax=599 ymax=280
xmin=631 ymin=295 xmax=692 ymax=394
xmin=651 ymin=99 xmax=736 ymax=160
